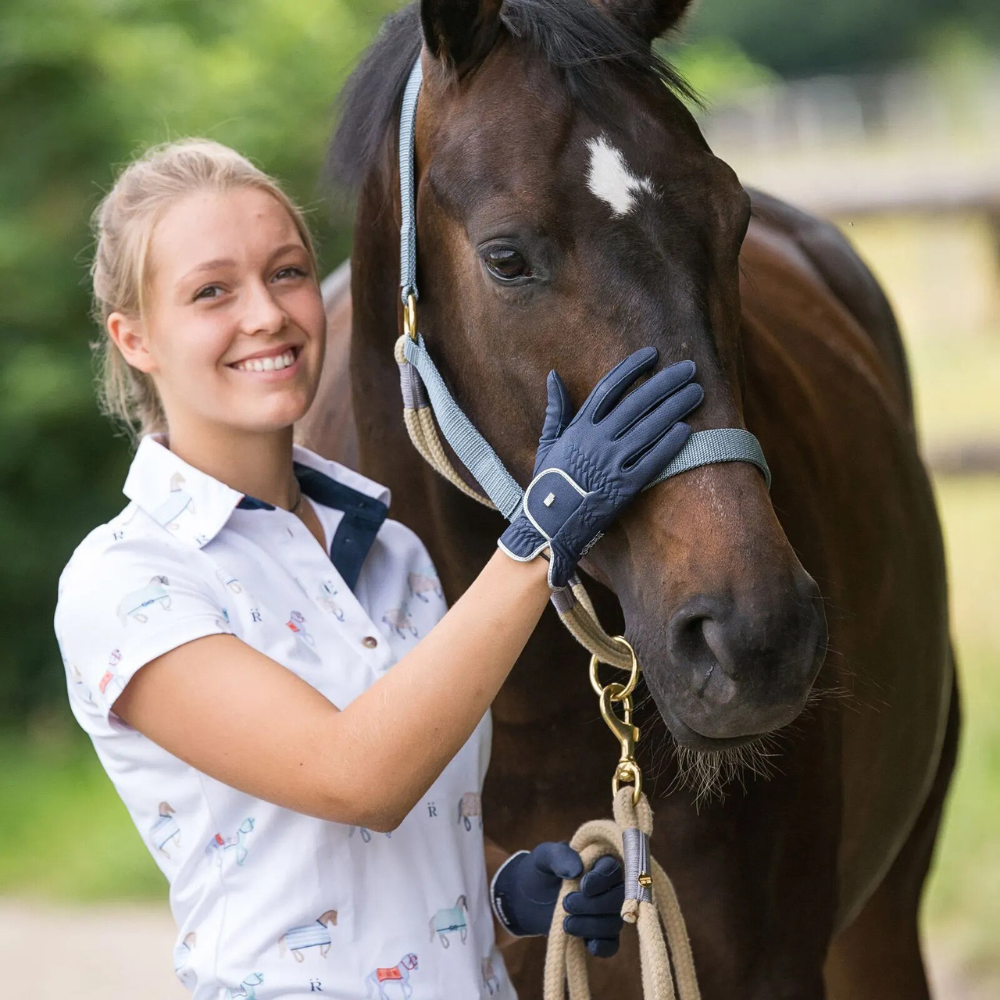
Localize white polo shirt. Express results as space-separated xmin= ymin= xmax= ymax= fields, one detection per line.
xmin=54 ymin=434 xmax=514 ymax=1000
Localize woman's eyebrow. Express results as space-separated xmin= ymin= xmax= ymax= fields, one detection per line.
xmin=183 ymin=257 xmax=235 ymax=281
xmin=267 ymin=242 xmax=307 ymax=262
xmin=181 ymin=243 xmax=306 ymax=282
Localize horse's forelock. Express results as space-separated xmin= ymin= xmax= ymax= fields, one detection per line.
xmin=326 ymin=0 xmax=694 ymax=197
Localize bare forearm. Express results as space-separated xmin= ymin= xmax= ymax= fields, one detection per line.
xmin=114 ymin=552 xmax=550 ymax=829
xmin=327 ymin=550 xmax=549 ymax=829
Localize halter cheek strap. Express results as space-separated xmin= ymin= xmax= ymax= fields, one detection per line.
xmin=393 ymin=55 xmax=770 ymax=669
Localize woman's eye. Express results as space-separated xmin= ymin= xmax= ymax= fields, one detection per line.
xmin=274 ymin=266 xmax=307 ymax=281
xmin=194 ymin=285 xmax=223 ymax=301
xmin=483 ymin=247 xmax=530 ymax=282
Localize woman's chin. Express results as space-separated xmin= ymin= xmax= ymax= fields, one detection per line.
xmin=220 ymin=396 xmax=312 ymax=434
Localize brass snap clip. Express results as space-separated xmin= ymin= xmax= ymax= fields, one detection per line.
xmin=590 ymin=638 xmax=643 ymax=805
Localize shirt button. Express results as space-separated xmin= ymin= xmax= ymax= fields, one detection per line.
xmin=361 ymin=636 xmax=379 ymax=649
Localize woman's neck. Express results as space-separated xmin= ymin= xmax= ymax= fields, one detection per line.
xmin=163 ymin=419 xmax=300 ymax=509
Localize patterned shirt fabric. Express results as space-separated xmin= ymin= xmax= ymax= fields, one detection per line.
xmin=54 ymin=434 xmax=514 ymax=1000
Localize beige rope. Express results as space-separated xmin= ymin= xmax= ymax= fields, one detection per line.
xmin=395 ymin=336 xmax=495 ymax=507
xmin=543 ymin=789 xmax=701 ymax=1000
xmin=560 ymin=582 xmax=635 ymax=671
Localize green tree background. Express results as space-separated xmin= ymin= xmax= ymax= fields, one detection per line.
xmin=1 ymin=0 xmax=997 ymax=725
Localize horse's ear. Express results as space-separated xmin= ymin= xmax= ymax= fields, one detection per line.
xmin=602 ymin=0 xmax=695 ymax=42
xmin=421 ymin=0 xmax=504 ymax=76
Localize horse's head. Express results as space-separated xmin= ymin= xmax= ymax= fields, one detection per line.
xmin=336 ymin=0 xmax=826 ymax=754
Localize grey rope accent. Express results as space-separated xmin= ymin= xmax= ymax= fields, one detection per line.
xmin=400 ymin=57 xmax=423 ymax=305
xmin=397 ymin=357 xmax=430 ymax=410
xmin=622 ymin=827 xmax=653 ymax=905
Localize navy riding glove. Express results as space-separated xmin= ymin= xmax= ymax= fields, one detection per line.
xmin=498 ymin=348 xmax=703 ymax=587
xmin=490 ymin=842 xmax=625 ymax=957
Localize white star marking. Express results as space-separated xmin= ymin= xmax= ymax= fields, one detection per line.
xmin=585 ymin=135 xmax=655 ymax=218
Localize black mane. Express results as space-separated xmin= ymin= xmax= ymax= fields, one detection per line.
xmin=328 ymin=0 xmax=692 ymax=191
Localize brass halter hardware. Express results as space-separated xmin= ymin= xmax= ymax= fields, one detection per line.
xmin=404 ymin=292 xmax=418 ymax=342
xmin=590 ymin=638 xmax=643 ymax=805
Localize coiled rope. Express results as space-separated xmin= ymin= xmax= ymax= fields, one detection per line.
xmin=544 ymin=789 xmax=700 ymax=1000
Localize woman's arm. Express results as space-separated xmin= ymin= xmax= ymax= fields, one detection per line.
xmin=115 ymin=349 xmax=702 ymax=832
xmin=114 ymin=549 xmax=549 ymax=831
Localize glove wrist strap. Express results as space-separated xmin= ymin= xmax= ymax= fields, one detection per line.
xmin=490 ymin=850 xmax=544 ymax=938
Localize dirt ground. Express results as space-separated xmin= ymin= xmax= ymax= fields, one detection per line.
xmin=2 ymin=899 xmax=997 ymax=999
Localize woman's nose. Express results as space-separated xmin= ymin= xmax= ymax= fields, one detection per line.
xmin=241 ymin=280 xmax=287 ymax=335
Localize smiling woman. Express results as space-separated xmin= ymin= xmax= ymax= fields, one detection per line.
xmin=54 ymin=134 xmax=704 ymax=998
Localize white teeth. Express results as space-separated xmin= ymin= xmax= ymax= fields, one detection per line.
xmin=233 ymin=348 xmax=296 ymax=372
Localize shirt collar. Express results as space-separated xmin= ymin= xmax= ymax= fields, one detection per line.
xmin=123 ymin=434 xmax=391 ymax=549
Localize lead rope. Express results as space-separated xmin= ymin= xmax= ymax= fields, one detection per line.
xmin=544 ymin=790 xmax=699 ymax=1000
xmin=542 ymin=651 xmax=700 ymax=1000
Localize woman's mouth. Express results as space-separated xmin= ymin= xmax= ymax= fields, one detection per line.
xmin=228 ymin=345 xmax=300 ymax=375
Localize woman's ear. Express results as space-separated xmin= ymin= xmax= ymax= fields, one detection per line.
xmin=421 ymin=0 xmax=504 ymax=77
xmin=107 ymin=312 xmax=156 ymax=374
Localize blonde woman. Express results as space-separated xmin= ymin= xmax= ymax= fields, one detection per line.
xmin=54 ymin=139 xmax=702 ymax=998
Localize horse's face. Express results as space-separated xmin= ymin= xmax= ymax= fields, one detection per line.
xmin=414 ymin=0 xmax=826 ymax=749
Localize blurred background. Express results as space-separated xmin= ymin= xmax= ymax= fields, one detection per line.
xmin=1 ymin=0 xmax=997 ymax=996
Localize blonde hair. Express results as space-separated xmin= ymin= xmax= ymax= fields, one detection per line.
xmin=89 ymin=138 xmax=319 ymax=439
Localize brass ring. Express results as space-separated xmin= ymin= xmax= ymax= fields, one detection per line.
xmin=589 ymin=636 xmax=639 ymax=701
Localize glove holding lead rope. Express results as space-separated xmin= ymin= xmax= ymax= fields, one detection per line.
xmin=498 ymin=348 xmax=703 ymax=587
xmin=490 ymin=842 xmax=626 ymax=957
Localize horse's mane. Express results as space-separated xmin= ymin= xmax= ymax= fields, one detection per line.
xmin=328 ymin=0 xmax=693 ymax=191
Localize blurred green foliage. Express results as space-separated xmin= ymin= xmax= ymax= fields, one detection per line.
xmin=685 ymin=0 xmax=1000 ymax=77
xmin=1 ymin=0 xmax=997 ymax=725
xmin=0 ymin=0 xmax=400 ymax=723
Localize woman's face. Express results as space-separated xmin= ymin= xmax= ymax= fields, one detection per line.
xmin=121 ymin=186 xmax=326 ymax=436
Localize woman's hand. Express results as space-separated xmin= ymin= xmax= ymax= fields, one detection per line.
xmin=491 ymin=842 xmax=625 ymax=957
xmin=498 ymin=348 xmax=703 ymax=588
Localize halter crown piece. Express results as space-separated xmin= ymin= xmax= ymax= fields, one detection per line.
xmin=393 ymin=56 xmax=770 ymax=671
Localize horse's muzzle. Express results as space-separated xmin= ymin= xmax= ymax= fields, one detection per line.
xmin=651 ymin=574 xmax=827 ymax=743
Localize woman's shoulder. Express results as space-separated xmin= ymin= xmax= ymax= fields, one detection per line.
xmin=55 ymin=502 xmax=229 ymax=633
xmin=59 ymin=501 xmax=192 ymax=589
xmin=55 ymin=503 xmax=232 ymax=729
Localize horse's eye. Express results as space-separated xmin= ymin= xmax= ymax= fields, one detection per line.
xmin=483 ymin=246 xmax=530 ymax=282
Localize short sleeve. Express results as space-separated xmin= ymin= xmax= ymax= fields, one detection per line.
xmin=54 ymin=529 xmax=233 ymax=734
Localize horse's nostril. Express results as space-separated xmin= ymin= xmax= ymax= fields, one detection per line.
xmin=664 ymin=585 xmax=827 ymax=737
xmin=667 ymin=599 xmax=734 ymax=699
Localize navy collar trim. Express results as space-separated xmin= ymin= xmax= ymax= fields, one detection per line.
xmin=237 ymin=461 xmax=389 ymax=591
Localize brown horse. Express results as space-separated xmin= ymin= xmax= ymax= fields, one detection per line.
xmin=300 ymin=1 xmax=958 ymax=996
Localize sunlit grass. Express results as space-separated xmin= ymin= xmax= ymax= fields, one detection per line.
xmin=923 ymin=476 xmax=1000 ymax=969
xmin=840 ymin=213 xmax=1000 ymax=448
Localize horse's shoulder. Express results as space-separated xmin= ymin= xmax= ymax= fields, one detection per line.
xmin=745 ymin=189 xmax=914 ymax=424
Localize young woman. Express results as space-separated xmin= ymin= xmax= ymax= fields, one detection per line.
xmin=54 ymin=138 xmax=703 ymax=999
